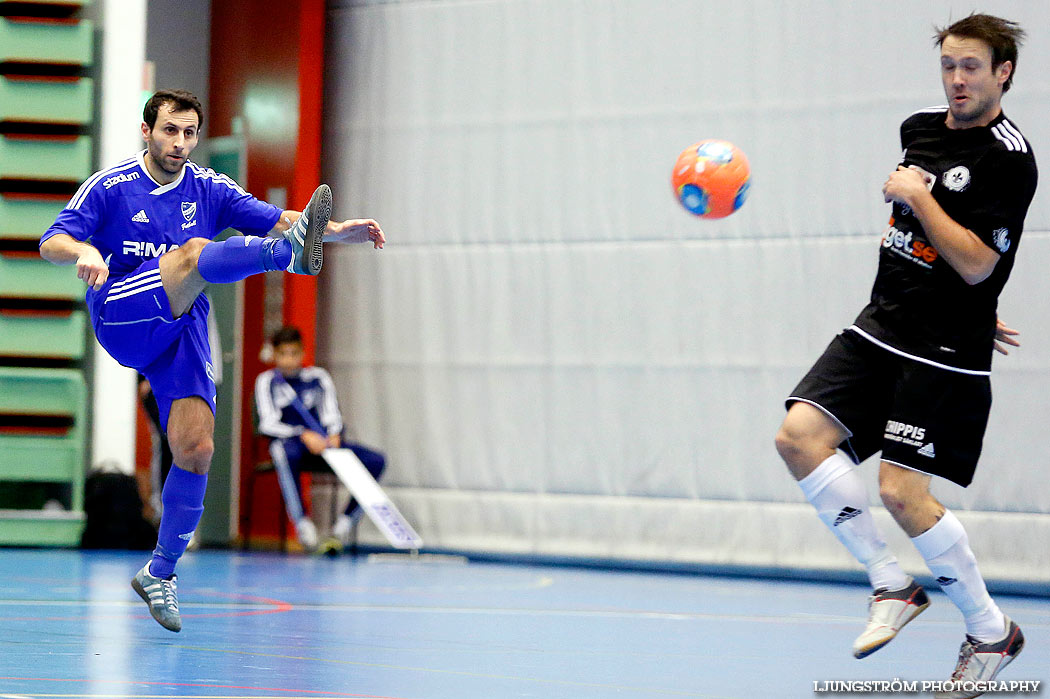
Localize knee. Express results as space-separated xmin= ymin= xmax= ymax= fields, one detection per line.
xmin=183 ymin=237 xmax=210 ymax=255
xmin=168 ymin=237 xmax=209 ymax=271
xmin=774 ymin=420 xmax=807 ymax=466
xmin=170 ymin=432 xmax=214 ymax=474
xmin=879 ymin=477 xmax=915 ymax=515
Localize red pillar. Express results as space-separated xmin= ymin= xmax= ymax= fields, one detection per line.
xmin=284 ymin=0 xmax=325 ymax=366
xmin=209 ymin=0 xmax=326 ymax=543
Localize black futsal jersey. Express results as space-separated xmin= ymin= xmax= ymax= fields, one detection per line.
xmin=851 ymin=107 xmax=1038 ymax=373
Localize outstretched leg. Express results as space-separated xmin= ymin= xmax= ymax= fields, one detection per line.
xmin=776 ymin=402 xmax=923 ymax=659
xmin=776 ymin=402 xmax=908 ymax=591
xmin=156 ymin=183 xmax=332 ymax=317
xmin=158 ymin=235 xmax=290 ymax=317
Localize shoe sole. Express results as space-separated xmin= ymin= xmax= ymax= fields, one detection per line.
xmin=853 ymin=599 xmax=930 ymax=659
xmin=302 ymin=184 xmax=332 ymax=275
xmin=130 ymin=575 xmax=182 ymax=633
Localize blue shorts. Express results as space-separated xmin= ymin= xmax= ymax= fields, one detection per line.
xmin=88 ymin=258 xmax=216 ymax=430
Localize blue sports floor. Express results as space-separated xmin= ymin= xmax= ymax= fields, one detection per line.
xmin=0 ymin=549 xmax=1047 ymax=698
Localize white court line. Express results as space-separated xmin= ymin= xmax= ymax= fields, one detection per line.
xmin=0 ymin=601 xmax=275 ymax=610
xmin=2 ymin=598 xmax=1049 ymax=628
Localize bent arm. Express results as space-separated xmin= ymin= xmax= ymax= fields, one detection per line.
xmin=883 ymin=167 xmax=999 ymax=285
xmin=908 ymin=191 xmax=1000 ymax=285
xmin=40 ymin=232 xmax=96 ymax=264
xmin=269 ymin=209 xmax=384 ymax=249
xmin=39 ymin=233 xmax=110 ymax=290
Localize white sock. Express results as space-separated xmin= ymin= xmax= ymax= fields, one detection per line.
xmin=798 ymin=453 xmax=909 ymax=591
xmin=911 ymin=509 xmax=1005 ymax=642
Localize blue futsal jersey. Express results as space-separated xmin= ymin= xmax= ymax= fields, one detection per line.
xmin=40 ymin=150 xmax=283 ymax=427
xmin=41 ymin=149 xmax=281 ymax=283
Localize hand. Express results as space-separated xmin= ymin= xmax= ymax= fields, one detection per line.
xmin=327 ymin=434 xmax=341 ymax=449
xmin=300 ymin=430 xmax=329 ymax=455
xmin=76 ymin=247 xmax=109 ymax=290
xmin=994 ymin=318 xmax=1020 ymax=355
xmin=882 ymin=166 xmax=929 ymax=207
xmin=324 ymin=218 xmax=385 ymax=249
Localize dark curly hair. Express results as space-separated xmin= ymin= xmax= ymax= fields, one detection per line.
xmin=143 ymin=89 xmax=204 ymax=129
xmin=935 ymin=13 xmax=1025 ymax=93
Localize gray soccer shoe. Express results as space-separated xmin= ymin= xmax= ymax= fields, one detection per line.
xmin=131 ymin=563 xmax=182 ymax=632
xmin=934 ymin=616 xmax=1024 ymax=699
xmin=284 ymin=183 xmax=332 ymax=275
xmin=853 ymin=577 xmax=930 ymax=658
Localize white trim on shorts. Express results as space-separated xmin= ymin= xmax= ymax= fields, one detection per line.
xmin=847 ymin=326 xmax=991 ymax=376
xmin=881 ymin=457 xmax=937 ymax=479
xmin=105 ymin=269 xmax=164 ymax=304
xmin=785 ymin=396 xmax=861 ymax=464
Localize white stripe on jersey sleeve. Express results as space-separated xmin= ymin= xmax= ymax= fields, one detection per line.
xmin=67 ymin=157 xmax=139 ymax=211
xmin=999 ymin=120 xmax=1029 ymax=153
xmin=992 ymin=124 xmax=1021 ymax=152
xmin=187 ymin=162 xmax=249 ymax=195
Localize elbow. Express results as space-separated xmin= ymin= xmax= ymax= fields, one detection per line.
xmin=960 ymin=262 xmax=995 ymax=286
xmin=957 ymin=247 xmax=999 ymax=286
xmin=38 ymin=238 xmax=56 ymax=262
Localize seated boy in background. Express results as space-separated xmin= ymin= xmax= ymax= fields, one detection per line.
xmin=254 ymin=326 xmax=386 ymax=550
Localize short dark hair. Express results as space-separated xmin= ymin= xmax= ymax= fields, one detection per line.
xmin=143 ymin=89 xmax=204 ymax=130
xmin=935 ymin=13 xmax=1025 ymax=93
xmin=271 ymin=326 xmax=303 ymax=348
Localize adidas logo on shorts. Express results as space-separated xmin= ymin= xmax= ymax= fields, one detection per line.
xmin=917 ymin=442 xmax=936 ymax=458
xmin=833 ymin=506 xmax=862 ymax=526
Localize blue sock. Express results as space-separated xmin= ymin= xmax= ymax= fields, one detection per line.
xmin=196 ymin=235 xmax=292 ymax=283
xmin=150 ymin=465 xmax=208 ymax=579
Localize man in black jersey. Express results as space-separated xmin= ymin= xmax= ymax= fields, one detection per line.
xmin=774 ymin=14 xmax=1036 ymax=698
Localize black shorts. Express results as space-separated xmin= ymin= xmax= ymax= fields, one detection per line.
xmin=786 ymin=330 xmax=991 ymax=487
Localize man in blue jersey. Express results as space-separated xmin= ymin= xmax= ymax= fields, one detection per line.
xmin=39 ymin=89 xmax=385 ymax=632
xmin=255 ymin=326 xmax=385 ymax=551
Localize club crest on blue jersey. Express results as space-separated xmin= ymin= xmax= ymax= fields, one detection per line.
xmin=181 ymin=201 xmax=198 ymax=230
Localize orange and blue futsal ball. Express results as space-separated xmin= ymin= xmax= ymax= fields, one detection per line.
xmin=671 ymin=139 xmax=751 ymax=218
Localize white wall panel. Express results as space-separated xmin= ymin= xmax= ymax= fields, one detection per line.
xmin=321 ymin=0 xmax=1050 ymax=581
